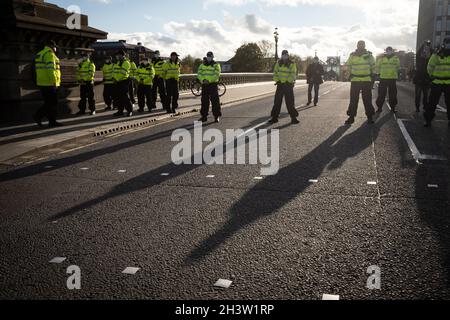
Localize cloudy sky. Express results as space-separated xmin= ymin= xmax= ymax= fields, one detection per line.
xmin=53 ymin=0 xmax=420 ymax=61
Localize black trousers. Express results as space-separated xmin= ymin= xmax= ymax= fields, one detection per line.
xmin=347 ymin=82 xmax=375 ymax=118
xmin=128 ymin=79 xmax=136 ymax=104
xmin=271 ymin=83 xmax=299 ymax=119
xmin=376 ymin=79 xmax=398 ymax=109
xmin=308 ymin=83 xmax=320 ymax=104
xmin=415 ymin=84 xmax=430 ymax=111
xmin=137 ymin=84 xmax=152 ymax=111
xmin=166 ymin=78 xmax=179 ymax=110
xmin=103 ymin=83 xmax=114 ymax=108
xmin=116 ymin=80 xmax=133 ymax=113
xmin=151 ymin=76 xmax=168 ymax=109
xmin=426 ymin=83 xmax=450 ymax=122
xmin=35 ymin=86 xmax=58 ymax=124
xmin=79 ymin=83 xmax=96 ymax=112
xmin=201 ymin=83 xmax=222 ymax=118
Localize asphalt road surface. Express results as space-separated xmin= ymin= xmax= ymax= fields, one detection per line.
xmin=1 ymin=82 xmax=449 ymax=300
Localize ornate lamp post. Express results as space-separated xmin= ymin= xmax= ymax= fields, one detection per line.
xmin=274 ymin=27 xmax=279 ymax=62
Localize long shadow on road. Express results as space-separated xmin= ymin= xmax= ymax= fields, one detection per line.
xmin=185 ymin=113 xmax=391 ymax=264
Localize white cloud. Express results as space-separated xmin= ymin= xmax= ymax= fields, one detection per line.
xmin=107 ymin=0 xmax=419 ymax=61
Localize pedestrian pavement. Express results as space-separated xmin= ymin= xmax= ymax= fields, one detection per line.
xmin=0 ymin=81 xmax=307 ymax=165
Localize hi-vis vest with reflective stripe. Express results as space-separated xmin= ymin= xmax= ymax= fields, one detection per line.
xmin=163 ymin=61 xmax=181 ymax=81
xmin=376 ymin=55 xmax=400 ymax=80
xmin=136 ymin=64 xmax=155 ymax=86
xmin=102 ymin=63 xmax=114 ymax=84
xmin=197 ymin=62 xmax=221 ymax=83
xmin=346 ymin=52 xmax=375 ymax=82
xmin=113 ymin=59 xmax=131 ymax=82
xmin=273 ymin=61 xmax=297 ymax=84
xmin=130 ymin=61 xmax=137 ymax=78
xmin=428 ymin=53 xmax=450 ymax=84
xmin=35 ymin=46 xmax=61 ymax=87
xmin=153 ymin=59 xmax=166 ymax=77
xmin=77 ymin=59 xmax=96 ymax=83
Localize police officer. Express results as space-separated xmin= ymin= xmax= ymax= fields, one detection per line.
xmin=112 ymin=50 xmax=133 ymax=117
xmin=151 ymin=50 xmax=169 ymax=111
xmin=129 ymin=58 xmax=137 ymax=105
xmin=136 ymin=57 xmax=155 ymax=112
xmin=425 ymin=37 xmax=450 ymax=127
xmin=197 ymin=51 xmax=222 ymax=123
xmin=345 ymin=40 xmax=376 ymax=125
xmin=414 ymin=40 xmax=433 ymax=113
xmin=164 ymin=52 xmax=181 ymax=114
xmin=102 ymin=56 xmax=114 ymax=111
xmin=33 ymin=40 xmax=63 ymax=128
xmin=76 ymin=53 xmax=96 ymax=116
xmin=306 ymin=56 xmax=325 ymax=107
xmin=376 ymin=46 xmax=401 ymax=113
xmin=269 ymin=50 xmax=299 ymax=124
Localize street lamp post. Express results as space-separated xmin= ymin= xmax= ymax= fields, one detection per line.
xmin=274 ymin=27 xmax=279 ymax=62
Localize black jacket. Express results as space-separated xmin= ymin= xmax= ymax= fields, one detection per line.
xmin=306 ymin=63 xmax=324 ymax=84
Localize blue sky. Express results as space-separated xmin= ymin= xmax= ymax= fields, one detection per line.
xmin=51 ymin=0 xmax=419 ymax=60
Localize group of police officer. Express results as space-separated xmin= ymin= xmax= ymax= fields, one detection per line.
xmin=33 ymin=40 xmax=224 ymax=127
xmin=33 ymin=38 xmax=450 ymax=129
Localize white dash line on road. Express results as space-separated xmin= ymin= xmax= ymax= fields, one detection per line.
xmin=309 ymin=179 xmax=319 ymax=183
xmin=49 ymin=257 xmax=66 ymax=264
xmin=322 ymin=294 xmax=340 ymax=301
xmin=214 ymin=279 xmax=233 ymax=289
xmin=118 ymin=170 xmax=127 ymax=173
xmin=80 ymin=167 xmax=89 ymax=171
xmin=367 ymin=181 xmax=377 ymax=185
xmin=160 ymin=173 xmax=170 ymax=176
xmin=122 ymin=267 xmax=140 ymax=275
xmin=206 ymin=175 xmax=215 ymax=178
xmin=254 ymin=176 xmax=264 ymax=180
xmin=428 ymin=184 xmax=439 ymax=188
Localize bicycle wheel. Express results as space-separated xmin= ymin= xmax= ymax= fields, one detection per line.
xmin=218 ymin=82 xmax=227 ymax=97
xmin=191 ymin=81 xmax=202 ymax=97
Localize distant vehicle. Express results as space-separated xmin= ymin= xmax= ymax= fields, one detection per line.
xmin=324 ymin=70 xmax=338 ymax=81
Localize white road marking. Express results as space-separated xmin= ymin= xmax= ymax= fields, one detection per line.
xmin=428 ymin=184 xmax=439 ymax=188
xmin=214 ymin=279 xmax=233 ymax=289
xmin=160 ymin=173 xmax=170 ymax=176
xmin=322 ymin=294 xmax=340 ymax=301
xmin=118 ymin=170 xmax=127 ymax=173
xmin=437 ymin=104 xmax=447 ymax=113
xmin=367 ymin=181 xmax=377 ymax=185
xmin=396 ymin=119 xmax=447 ymax=161
xmin=206 ymin=175 xmax=215 ymax=178
xmin=49 ymin=257 xmax=66 ymax=264
xmin=122 ymin=267 xmax=140 ymax=275
xmin=80 ymin=167 xmax=89 ymax=171
xmin=309 ymin=179 xmax=319 ymax=183
xmin=254 ymin=177 xmax=264 ymax=180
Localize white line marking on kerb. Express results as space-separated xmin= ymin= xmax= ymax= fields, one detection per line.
xmin=322 ymin=294 xmax=340 ymax=300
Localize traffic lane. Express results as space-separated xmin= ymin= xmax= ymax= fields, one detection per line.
xmin=373 ymin=82 xmax=450 ymax=201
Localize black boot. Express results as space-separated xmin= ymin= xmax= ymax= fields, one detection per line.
xmin=269 ymin=118 xmax=279 ymax=124
xmin=291 ymin=118 xmax=300 ymax=124
xmin=345 ymin=116 xmax=355 ymax=125
xmin=33 ymin=114 xmax=43 ymax=127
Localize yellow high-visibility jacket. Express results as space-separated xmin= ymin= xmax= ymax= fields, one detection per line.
xmin=35 ymin=46 xmax=61 ymax=87
xmin=136 ymin=64 xmax=155 ymax=86
xmin=197 ymin=62 xmax=221 ymax=83
xmin=102 ymin=63 xmax=114 ymax=84
xmin=273 ymin=61 xmax=297 ymax=84
xmin=130 ymin=61 xmax=137 ymax=79
xmin=376 ymin=55 xmax=400 ymax=80
xmin=163 ymin=61 xmax=181 ymax=81
xmin=77 ymin=59 xmax=96 ymax=83
xmin=153 ymin=58 xmax=167 ymax=78
xmin=346 ymin=51 xmax=375 ymax=82
xmin=113 ymin=59 xmax=131 ymax=82
xmin=428 ymin=53 xmax=450 ymax=84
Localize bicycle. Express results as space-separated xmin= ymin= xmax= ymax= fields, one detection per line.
xmin=191 ymin=80 xmax=227 ymax=97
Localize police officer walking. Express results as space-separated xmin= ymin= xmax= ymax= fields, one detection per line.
xmin=414 ymin=40 xmax=433 ymax=113
xmin=269 ymin=50 xmax=299 ymax=124
xmin=136 ymin=57 xmax=155 ymax=112
xmin=112 ymin=50 xmax=133 ymax=117
xmin=164 ymin=52 xmax=181 ymax=114
xmin=345 ymin=40 xmax=376 ymax=125
xmin=375 ymin=46 xmax=401 ymax=113
xmin=425 ymin=37 xmax=450 ymax=127
xmin=197 ymin=51 xmax=222 ymax=123
xmin=102 ymin=56 xmax=114 ymax=111
xmin=151 ymin=50 xmax=169 ymax=111
xmin=76 ymin=53 xmax=96 ymax=116
xmin=33 ymin=40 xmax=63 ymax=128
xmin=306 ymin=56 xmax=325 ymax=107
